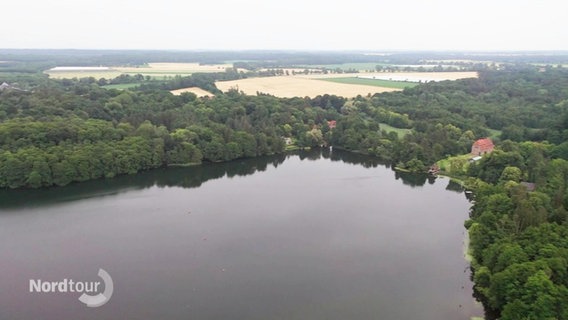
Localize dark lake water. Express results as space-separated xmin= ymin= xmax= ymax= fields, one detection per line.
xmin=0 ymin=149 xmax=483 ymax=320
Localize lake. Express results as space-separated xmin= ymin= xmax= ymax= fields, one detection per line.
xmin=0 ymin=149 xmax=483 ymax=320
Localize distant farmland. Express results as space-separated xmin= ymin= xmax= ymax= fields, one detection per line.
xmin=215 ymin=76 xmax=400 ymax=98
xmin=45 ymin=63 xmax=233 ymax=79
xmin=322 ymin=77 xmax=418 ymax=89
xmin=216 ymin=72 xmax=477 ymax=98
xmin=46 ymin=69 xmax=123 ymax=79
xmin=301 ymin=62 xmax=386 ymax=72
xmin=304 ymin=71 xmax=478 ymax=81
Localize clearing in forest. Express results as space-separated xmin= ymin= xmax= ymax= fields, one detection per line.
xmin=170 ymin=87 xmax=214 ymax=97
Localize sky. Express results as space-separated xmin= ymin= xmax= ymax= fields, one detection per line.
xmin=1 ymin=0 xmax=567 ymax=51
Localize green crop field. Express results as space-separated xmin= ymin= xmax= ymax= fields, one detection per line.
xmin=45 ymin=70 xmax=192 ymax=80
xmin=321 ymin=77 xmax=418 ymax=89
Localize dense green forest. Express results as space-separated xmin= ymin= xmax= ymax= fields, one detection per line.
xmin=465 ymin=155 xmax=568 ymax=319
xmin=3 ymin=66 xmax=568 ymax=188
xmin=2 ymin=60 xmax=568 ymax=318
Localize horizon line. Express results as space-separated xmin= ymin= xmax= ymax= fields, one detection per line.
xmin=2 ymin=48 xmax=568 ymax=54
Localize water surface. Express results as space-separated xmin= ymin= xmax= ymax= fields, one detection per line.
xmin=0 ymin=150 xmax=482 ymax=319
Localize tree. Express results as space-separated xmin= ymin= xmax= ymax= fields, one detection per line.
xmin=500 ymin=166 xmax=522 ymax=182
xmin=305 ymin=128 xmax=324 ymax=147
xmin=26 ymin=171 xmax=42 ymax=188
xmin=404 ymin=158 xmax=425 ymax=172
xmin=224 ymin=142 xmax=242 ymax=160
xmin=501 ymin=270 xmax=558 ymax=320
xmin=52 ymin=160 xmax=75 ymax=186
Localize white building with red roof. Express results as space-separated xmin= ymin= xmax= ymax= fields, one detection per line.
xmin=471 ymin=138 xmax=495 ymax=156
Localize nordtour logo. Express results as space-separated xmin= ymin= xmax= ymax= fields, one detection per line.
xmin=29 ymin=268 xmax=114 ymax=307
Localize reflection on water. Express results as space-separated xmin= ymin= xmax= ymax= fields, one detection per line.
xmin=0 ymin=149 xmax=451 ymax=209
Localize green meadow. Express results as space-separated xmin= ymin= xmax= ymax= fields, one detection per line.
xmin=322 ymin=77 xmax=418 ymax=89
xmin=379 ymin=123 xmax=412 ymax=137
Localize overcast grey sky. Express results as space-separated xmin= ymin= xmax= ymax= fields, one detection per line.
xmin=1 ymin=0 xmax=567 ymax=51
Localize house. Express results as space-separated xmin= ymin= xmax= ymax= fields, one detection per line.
xmin=0 ymin=82 xmax=12 ymax=91
xmin=428 ymin=164 xmax=440 ymax=175
xmin=471 ymin=138 xmax=494 ymax=156
xmin=327 ymin=120 xmax=337 ymax=129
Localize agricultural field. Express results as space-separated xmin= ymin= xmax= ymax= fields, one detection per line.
xmin=298 ymin=63 xmax=466 ymax=72
xmin=170 ymin=87 xmax=214 ymax=97
xmin=117 ymin=63 xmax=232 ymax=75
xmin=45 ymin=69 xmax=123 ymax=79
xmin=215 ymin=72 xmax=477 ymax=98
xmin=300 ymin=62 xmax=387 ymax=72
xmin=45 ymin=63 xmax=233 ymax=79
xmin=322 ymin=77 xmax=418 ymax=89
xmin=215 ymin=76 xmax=400 ymax=98
xmin=304 ymin=71 xmax=478 ymax=81
xmin=258 ymin=68 xmax=321 ymax=74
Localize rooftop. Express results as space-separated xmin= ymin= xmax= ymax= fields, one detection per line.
xmin=473 ymin=138 xmax=494 ymax=148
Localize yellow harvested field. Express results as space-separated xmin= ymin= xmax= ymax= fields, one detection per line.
xmin=170 ymin=87 xmax=213 ymax=97
xmin=216 ymin=76 xmax=400 ymax=98
xmin=215 ymin=72 xmax=477 ymax=98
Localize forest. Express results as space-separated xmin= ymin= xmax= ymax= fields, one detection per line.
xmin=2 ymin=58 xmax=568 ymax=318
xmin=5 ymin=49 xmax=565 ymax=69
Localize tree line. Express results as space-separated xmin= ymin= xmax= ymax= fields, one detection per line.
xmin=3 ymin=67 xmax=568 ymax=187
